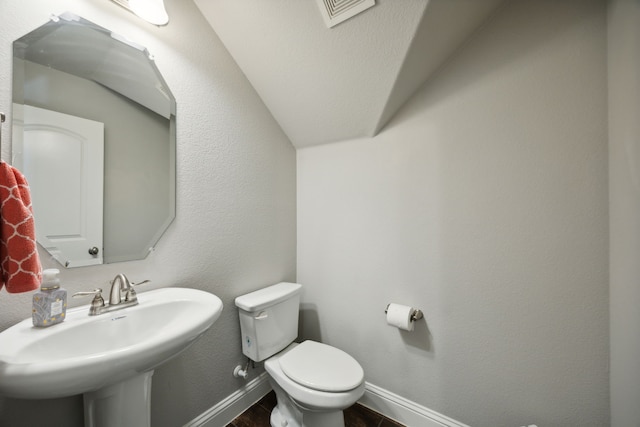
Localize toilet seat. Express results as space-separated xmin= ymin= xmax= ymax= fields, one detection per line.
xmin=265 ymin=342 xmax=366 ymax=412
xmin=279 ymin=340 xmax=364 ymax=392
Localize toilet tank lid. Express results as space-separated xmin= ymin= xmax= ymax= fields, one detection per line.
xmin=235 ymin=282 xmax=302 ymax=312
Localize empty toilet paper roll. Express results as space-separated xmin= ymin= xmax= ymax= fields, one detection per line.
xmin=386 ymin=303 xmax=415 ymax=331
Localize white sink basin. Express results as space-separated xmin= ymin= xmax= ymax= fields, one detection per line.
xmin=0 ymin=287 xmax=223 ymax=400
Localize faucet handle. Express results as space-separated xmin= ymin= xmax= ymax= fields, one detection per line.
xmin=124 ymin=279 xmax=150 ymax=303
xmin=73 ymin=288 xmax=103 ymax=299
xmin=72 ymin=288 xmax=105 ymax=315
xmin=131 ymin=280 xmax=150 ymax=287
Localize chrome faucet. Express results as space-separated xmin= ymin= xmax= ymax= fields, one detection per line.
xmin=73 ymin=274 xmax=149 ymax=316
xmin=109 ymin=273 xmax=135 ymax=305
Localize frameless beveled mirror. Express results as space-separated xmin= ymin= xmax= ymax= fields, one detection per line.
xmin=12 ymin=12 xmax=176 ymax=268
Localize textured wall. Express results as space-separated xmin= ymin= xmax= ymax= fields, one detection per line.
xmin=0 ymin=0 xmax=296 ymax=426
xmin=608 ymin=1 xmax=640 ymax=426
xmin=297 ymin=1 xmax=609 ymax=426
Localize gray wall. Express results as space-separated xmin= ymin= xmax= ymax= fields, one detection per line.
xmin=0 ymin=0 xmax=296 ymax=426
xmin=0 ymin=0 xmax=621 ymax=426
xmin=297 ymin=1 xmax=609 ymax=426
xmin=608 ymin=1 xmax=640 ymax=426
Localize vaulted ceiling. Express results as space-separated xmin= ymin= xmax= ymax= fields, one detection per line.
xmin=195 ymin=0 xmax=505 ymax=148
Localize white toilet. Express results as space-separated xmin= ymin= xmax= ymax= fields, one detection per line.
xmin=235 ymin=282 xmax=365 ymax=427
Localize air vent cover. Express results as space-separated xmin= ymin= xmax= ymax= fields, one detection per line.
xmin=315 ymin=0 xmax=375 ymax=28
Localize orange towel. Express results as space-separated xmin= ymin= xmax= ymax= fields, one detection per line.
xmin=0 ymin=161 xmax=41 ymax=293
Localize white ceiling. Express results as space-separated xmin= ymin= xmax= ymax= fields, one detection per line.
xmin=194 ymin=0 xmax=505 ymax=148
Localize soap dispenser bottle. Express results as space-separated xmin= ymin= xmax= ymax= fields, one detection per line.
xmin=32 ymin=268 xmax=67 ymax=327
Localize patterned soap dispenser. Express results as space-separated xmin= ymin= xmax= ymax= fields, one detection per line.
xmin=32 ymin=269 xmax=67 ymax=327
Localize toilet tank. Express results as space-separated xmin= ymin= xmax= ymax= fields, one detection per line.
xmin=235 ymin=282 xmax=302 ymax=362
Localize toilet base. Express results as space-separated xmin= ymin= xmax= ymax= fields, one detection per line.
xmin=269 ymin=379 xmax=346 ymax=427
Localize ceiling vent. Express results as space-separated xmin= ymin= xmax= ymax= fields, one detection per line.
xmin=315 ymin=0 xmax=375 ymax=28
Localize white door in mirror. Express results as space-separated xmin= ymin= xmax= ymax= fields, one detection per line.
xmin=14 ymin=105 xmax=104 ymax=267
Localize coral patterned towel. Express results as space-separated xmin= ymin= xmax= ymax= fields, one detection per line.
xmin=0 ymin=161 xmax=41 ymax=293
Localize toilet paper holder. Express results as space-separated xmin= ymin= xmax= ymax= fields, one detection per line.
xmin=385 ymin=304 xmax=423 ymax=322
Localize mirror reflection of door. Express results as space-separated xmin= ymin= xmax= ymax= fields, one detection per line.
xmin=14 ymin=105 xmax=104 ymax=268
xmin=13 ymin=14 xmax=176 ymax=267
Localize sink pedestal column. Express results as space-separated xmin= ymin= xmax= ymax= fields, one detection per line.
xmin=83 ymin=371 xmax=154 ymax=427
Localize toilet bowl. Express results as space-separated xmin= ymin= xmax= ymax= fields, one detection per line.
xmin=235 ymin=283 xmax=365 ymax=427
xmin=265 ymin=342 xmax=365 ymax=427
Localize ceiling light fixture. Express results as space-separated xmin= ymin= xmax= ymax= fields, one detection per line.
xmin=110 ymin=0 xmax=169 ymax=26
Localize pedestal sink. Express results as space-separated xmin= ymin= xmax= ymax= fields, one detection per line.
xmin=0 ymin=287 xmax=223 ymax=427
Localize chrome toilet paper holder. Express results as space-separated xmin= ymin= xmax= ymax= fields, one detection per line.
xmin=385 ymin=304 xmax=423 ymax=322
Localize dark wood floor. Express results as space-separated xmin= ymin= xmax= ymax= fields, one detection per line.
xmin=227 ymin=391 xmax=406 ymax=427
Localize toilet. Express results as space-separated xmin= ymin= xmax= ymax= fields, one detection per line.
xmin=235 ymin=282 xmax=365 ymax=427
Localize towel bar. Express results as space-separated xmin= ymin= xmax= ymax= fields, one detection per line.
xmin=0 ymin=112 xmax=5 ymax=156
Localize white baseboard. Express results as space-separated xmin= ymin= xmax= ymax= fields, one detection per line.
xmin=359 ymin=382 xmax=470 ymax=427
xmin=183 ymin=372 xmax=272 ymax=427
xmin=184 ymin=375 xmax=468 ymax=427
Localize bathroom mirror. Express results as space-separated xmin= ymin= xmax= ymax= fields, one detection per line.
xmin=12 ymin=12 xmax=176 ymax=268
